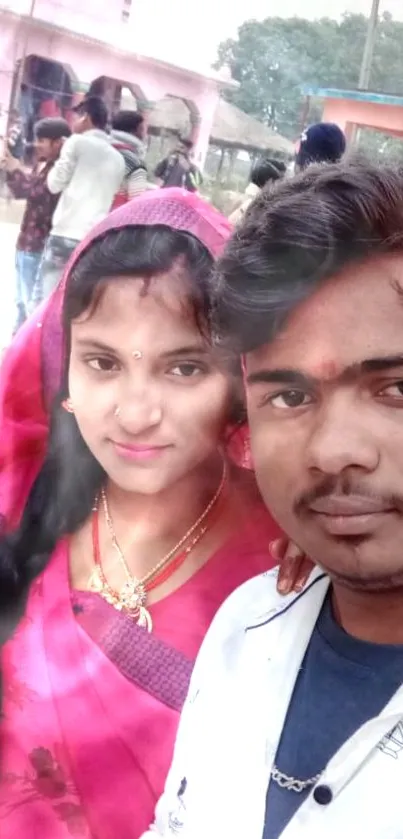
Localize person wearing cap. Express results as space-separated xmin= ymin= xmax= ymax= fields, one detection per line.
xmin=1 ymin=117 xmax=71 ymax=332
xmin=229 ymin=157 xmax=286 ymax=226
xmin=33 ymin=96 xmax=124 ymax=301
xmin=295 ymin=122 xmax=346 ymax=171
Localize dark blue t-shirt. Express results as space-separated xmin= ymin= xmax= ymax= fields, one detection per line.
xmin=263 ymin=593 xmax=403 ymax=839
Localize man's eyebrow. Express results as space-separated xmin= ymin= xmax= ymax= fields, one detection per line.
xmin=246 ymin=369 xmax=316 ymax=387
xmin=361 ymin=354 xmax=403 ymax=373
xmin=247 ymin=355 xmax=403 ymax=387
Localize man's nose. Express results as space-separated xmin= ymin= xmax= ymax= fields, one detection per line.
xmin=306 ymin=399 xmax=380 ymax=476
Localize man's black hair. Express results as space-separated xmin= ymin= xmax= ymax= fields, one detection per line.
xmin=34 ymin=117 xmax=72 ymax=141
xmin=112 ymin=110 xmax=144 ymax=135
xmin=73 ymin=96 xmax=109 ymax=130
xmin=178 ymin=136 xmax=193 ymax=151
xmin=214 ymin=160 xmax=403 ymax=353
xmin=250 ymin=157 xmax=286 ymax=189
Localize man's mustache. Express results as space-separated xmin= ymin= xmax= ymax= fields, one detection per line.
xmin=294 ymin=475 xmax=403 ymax=515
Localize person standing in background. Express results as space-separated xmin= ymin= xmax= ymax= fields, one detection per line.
xmin=229 ymin=157 xmax=286 ymax=226
xmin=155 ymin=137 xmax=202 ymax=192
xmin=2 ymin=117 xmax=71 ymax=332
xmin=33 ymin=96 xmax=124 ymax=302
xmin=110 ymin=110 xmax=148 ymax=206
xmin=295 ymin=122 xmax=346 ymax=171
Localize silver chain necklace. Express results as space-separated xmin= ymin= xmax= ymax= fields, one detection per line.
xmin=271 ymin=765 xmax=322 ymax=794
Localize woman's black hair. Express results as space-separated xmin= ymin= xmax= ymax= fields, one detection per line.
xmin=0 ymin=224 xmax=233 ymax=653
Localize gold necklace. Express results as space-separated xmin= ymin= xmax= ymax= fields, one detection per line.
xmin=88 ymin=462 xmax=227 ymax=632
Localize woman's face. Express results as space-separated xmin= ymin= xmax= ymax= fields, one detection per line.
xmin=68 ymin=273 xmax=232 ymax=494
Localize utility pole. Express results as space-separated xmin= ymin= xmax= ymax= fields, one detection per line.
xmin=358 ymin=0 xmax=381 ymax=90
xmin=351 ymin=0 xmax=380 ymax=147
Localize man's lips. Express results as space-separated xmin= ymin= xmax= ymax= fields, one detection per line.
xmin=309 ymin=496 xmax=393 ymax=516
xmin=308 ymin=496 xmax=396 ymax=536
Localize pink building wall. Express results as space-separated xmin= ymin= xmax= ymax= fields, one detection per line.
xmin=0 ymin=1 xmax=232 ymax=166
xmin=322 ymin=97 xmax=403 ymax=141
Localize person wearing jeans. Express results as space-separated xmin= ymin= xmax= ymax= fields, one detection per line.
xmin=4 ymin=117 xmax=71 ymax=332
xmin=14 ymin=251 xmax=42 ymax=318
xmin=33 ymin=96 xmax=124 ymax=301
xmin=34 ymin=235 xmax=78 ymax=303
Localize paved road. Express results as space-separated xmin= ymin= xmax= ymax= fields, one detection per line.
xmin=0 ymin=222 xmax=18 ymax=348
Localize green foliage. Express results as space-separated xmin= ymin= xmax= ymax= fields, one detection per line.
xmin=215 ymin=13 xmax=403 ymax=142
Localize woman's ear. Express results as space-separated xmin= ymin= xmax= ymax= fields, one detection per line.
xmin=224 ymin=422 xmax=253 ymax=470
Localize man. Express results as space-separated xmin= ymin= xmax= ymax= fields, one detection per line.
xmin=154 ymin=137 xmax=202 ymax=192
xmin=2 ymin=117 xmax=71 ymax=331
xmin=295 ymin=121 xmax=346 ymax=170
xmin=143 ymin=161 xmax=403 ymax=838
xmin=229 ymin=157 xmax=286 ymax=226
xmin=34 ymin=96 xmax=124 ymax=301
xmin=110 ymin=109 xmax=148 ymax=206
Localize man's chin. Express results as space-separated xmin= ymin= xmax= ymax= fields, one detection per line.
xmin=319 ymin=561 xmax=403 ymax=593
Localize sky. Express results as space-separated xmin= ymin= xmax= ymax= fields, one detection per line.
xmin=132 ymin=0 xmax=403 ymax=71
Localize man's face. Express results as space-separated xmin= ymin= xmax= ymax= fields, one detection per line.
xmin=245 ymin=254 xmax=403 ymax=591
xmin=35 ymin=137 xmax=63 ymax=161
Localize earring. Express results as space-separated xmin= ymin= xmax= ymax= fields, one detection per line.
xmin=114 ymin=406 xmax=121 ymax=418
xmin=61 ymin=398 xmax=74 ymax=414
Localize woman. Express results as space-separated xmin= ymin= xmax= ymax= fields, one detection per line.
xmin=0 ymin=189 xmax=300 ymax=838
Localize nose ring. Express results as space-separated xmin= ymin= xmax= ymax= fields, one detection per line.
xmin=132 ymin=350 xmax=142 ymax=359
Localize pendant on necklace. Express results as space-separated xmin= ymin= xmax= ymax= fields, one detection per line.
xmin=88 ymin=570 xmax=153 ymax=632
xmin=137 ymin=605 xmax=153 ymax=632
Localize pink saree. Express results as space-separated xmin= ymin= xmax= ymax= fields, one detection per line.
xmin=0 ymin=189 xmax=279 ymax=838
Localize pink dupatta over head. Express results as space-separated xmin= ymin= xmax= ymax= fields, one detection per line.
xmin=0 ymin=191 xmax=272 ymax=839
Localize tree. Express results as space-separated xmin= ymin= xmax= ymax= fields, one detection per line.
xmin=215 ymin=13 xmax=403 ymax=141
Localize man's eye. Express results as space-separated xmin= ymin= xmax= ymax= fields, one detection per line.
xmin=169 ymin=363 xmax=204 ymax=377
xmin=87 ymin=357 xmax=118 ymax=372
xmin=269 ymin=390 xmax=312 ymax=409
xmin=379 ymin=381 xmax=403 ymax=399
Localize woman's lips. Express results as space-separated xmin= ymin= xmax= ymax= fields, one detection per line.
xmin=308 ymin=496 xmax=395 ymax=536
xmin=111 ymin=441 xmax=171 ymax=461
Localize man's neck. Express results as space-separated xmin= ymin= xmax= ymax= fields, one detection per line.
xmin=331 ymin=583 xmax=403 ymax=645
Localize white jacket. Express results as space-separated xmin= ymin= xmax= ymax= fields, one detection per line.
xmin=143 ymin=567 xmax=403 ymax=839
xmin=47 ymin=129 xmax=125 ymax=240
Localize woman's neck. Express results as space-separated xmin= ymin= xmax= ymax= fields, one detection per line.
xmin=104 ymin=453 xmax=225 ymax=557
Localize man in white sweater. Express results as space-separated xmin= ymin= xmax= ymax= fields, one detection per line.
xmin=33 ymin=96 xmax=124 ymax=301
xmin=142 ymin=161 xmax=403 ymax=839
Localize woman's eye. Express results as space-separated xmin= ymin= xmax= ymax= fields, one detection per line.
xmin=169 ymin=363 xmax=204 ymax=378
xmin=87 ymin=357 xmax=118 ymax=373
xmin=268 ymin=389 xmax=312 ymax=409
